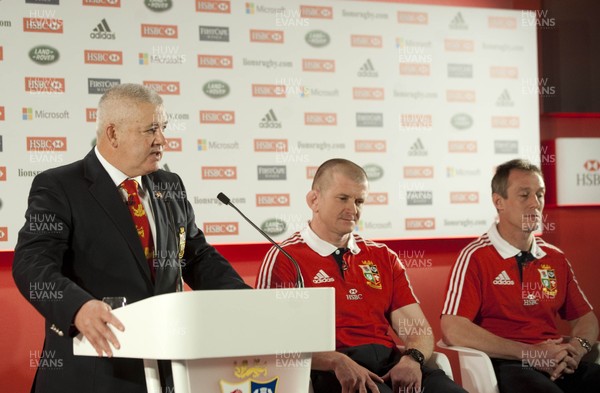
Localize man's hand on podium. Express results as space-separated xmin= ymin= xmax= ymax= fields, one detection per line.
xmin=74 ymin=300 xmax=125 ymax=357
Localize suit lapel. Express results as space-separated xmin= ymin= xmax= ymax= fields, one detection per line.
xmin=83 ymin=150 xmax=154 ymax=286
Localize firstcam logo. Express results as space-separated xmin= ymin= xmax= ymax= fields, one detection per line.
xmin=259 ymin=109 xmax=281 ymax=128
xmin=203 ymin=222 xmax=238 ymax=236
xmin=90 ymin=19 xmax=115 ymax=39
xmin=357 ymin=59 xmax=378 ymax=77
xmin=88 ymin=78 xmax=120 ymax=94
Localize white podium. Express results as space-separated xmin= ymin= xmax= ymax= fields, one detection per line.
xmin=74 ymin=288 xmax=335 ymax=393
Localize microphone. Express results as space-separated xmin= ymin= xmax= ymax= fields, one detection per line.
xmin=217 ymin=192 xmax=304 ymax=288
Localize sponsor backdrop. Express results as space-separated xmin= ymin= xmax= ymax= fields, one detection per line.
xmin=0 ymin=0 xmax=540 ymax=248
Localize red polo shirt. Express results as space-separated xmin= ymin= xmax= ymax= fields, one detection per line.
xmin=256 ymin=226 xmax=419 ymax=349
xmin=442 ymin=224 xmax=593 ymax=344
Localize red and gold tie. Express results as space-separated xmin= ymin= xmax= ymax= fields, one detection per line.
xmin=121 ymin=179 xmax=155 ymax=281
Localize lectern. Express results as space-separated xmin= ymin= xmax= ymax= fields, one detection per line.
xmin=74 ymin=288 xmax=335 ymax=393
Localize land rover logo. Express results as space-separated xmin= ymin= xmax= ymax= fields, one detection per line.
xmin=451 ymin=113 xmax=473 ymax=130
xmin=203 ymin=80 xmax=230 ymax=98
xmin=363 ymin=164 xmax=384 ymax=181
xmin=29 ymin=45 xmax=59 ymax=65
xmin=145 ymin=0 xmax=172 ymax=12
xmin=261 ymin=218 xmax=287 ymax=236
xmin=305 ymin=30 xmax=330 ymax=48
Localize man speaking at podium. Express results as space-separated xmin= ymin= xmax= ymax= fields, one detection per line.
xmin=13 ymin=83 xmax=249 ymax=393
xmin=256 ymin=159 xmax=464 ymax=393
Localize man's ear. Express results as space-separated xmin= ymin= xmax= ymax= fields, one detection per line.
xmin=492 ymin=193 xmax=504 ymax=212
xmin=105 ymin=124 xmax=118 ymax=148
xmin=306 ymin=189 xmax=319 ymax=212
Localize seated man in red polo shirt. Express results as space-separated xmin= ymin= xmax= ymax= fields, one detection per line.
xmin=256 ymin=158 xmax=465 ymax=393
xmin=441 ymin=158 xmax=599 ymax=393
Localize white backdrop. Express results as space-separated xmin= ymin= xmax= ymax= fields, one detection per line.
xmin=0 ymin=0 xmax=540 ymax=248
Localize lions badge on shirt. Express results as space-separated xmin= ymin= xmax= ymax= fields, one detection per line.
xmin=538 ymin=264 xmax=557 ymax=297
xmin=359 ymin=260 xmax=382 ymax=289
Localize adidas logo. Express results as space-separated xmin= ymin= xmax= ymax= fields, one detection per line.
xmin=450 ymin=12 xmax=468 ymax=30
xmin=496 ymin=89 xmax=514 ymax=107
xmin=357 ymin=59 xmax=378 ymax=77
xmin=313 ymin=269 xmax=334 ymax=284
xmin=408 ymin=138 xmax=427 ymax=156
xmin=90 ymin=18 xmax=116 ymax=39
xmin=493 ymin=270 xmax=514 ymax=285
xmin=258 ymin=109 xmax=282 ymax=128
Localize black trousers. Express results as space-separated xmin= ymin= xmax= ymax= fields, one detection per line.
xmin=491 ymin=358 xmax=600 ymax=393
xmin=311 ymin=344 xmax=466 ymax=393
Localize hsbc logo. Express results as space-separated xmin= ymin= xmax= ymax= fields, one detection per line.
xmin=164 ymin=138 xmax=182 ymax=152
xmin=365 ymin=192 xmax=389 ymax=205
xmin=306 ymin=166 xmax=318 ymax=179
xmin=304 ymin=112 xmax=337 ymax=126
xmin=0 ymin=227 xmax=7 ymax=241
xmin=196 ymin=0 xmax=230 ymax=13
xmin=256 ymin=193 xmax=290 ymax=207
xmin=491 ymin=116 xmax=520 ymax=128
xmin=302 ymin=59 xmax=335 ymax=72
xmin=202 ymin=166 xmax=237 ymax=180
xmin=252 ymin=84 xmax=286 ymax=98
xmin=83 ymin=0 xmax=121 ymax=7
xmin=355 ymin=140 xmax=386 ymax=153
xmin=143 ymin=81 xmax=180 ymax=95
xmin=448 ymin=141 xmax=477 ymax=153
xmin=399 ymin=63 xmax=430 ymax=76
xmin=397 ymin=11 xmax=428 ymax=24
xmin=450 ymin=192 xmax=479 ymax=204
xmin=489 ymin=16 xmax=517 ymax=29
xmin=353 ymin=87 xmax=384 ymax=100
xmin=300 ymin=5 xmax=333 ymax=19
xmin=198 ymin=54 xmax=232 ymax=68
xmin=0 ymin=166 xmax=6 ymax=181
xmin=27 ymin=137 xmax=67 ymax=151
xmin=404 ymin=166 xmax=434 ymax=178
xmin=84 ymin=50 xmax=123 ymax=65
xmin=203 ymin=222 xmax=238 ymax=236
xmin=86 ymin=108 xmax=97 ymax=122
xmin=0 ymin=106 xmax=5 ymax=121
xmin=491 ymin=66 xmax=518 ymax=79
xmin=141 ymin=24 xmax=178 ymax=39
xmin=447 ymin=90 xmax=476 ymax=102
xmin=445 ymin=39 xmax=474 ymax=52
xmin=583 ymin=160 xmax=600 ymax=172
xmin=351 ymin=35 xmax=382 ymax=48
xmin=250 ymin=29 xmax=284 ymax=44
xmin=25 ymin=77 xmax=65 ymax=93
xmin=254 ymin=139 xmax=288 ymax=152
xmin=405 ymin=218 xmax=435 ymax=230
xmin=23 ymin=18 xmax=64 ymax=34
xmin=200 ymin=110 xmax=234 ymax=124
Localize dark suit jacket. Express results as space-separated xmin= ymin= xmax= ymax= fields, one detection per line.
xmin=13 ymin=149 xmax=249 ymax=393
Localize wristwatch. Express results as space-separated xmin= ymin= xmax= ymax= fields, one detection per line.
xmin=574 ymin=336 xmax=592 ymax=353
xmin=403 ymin=348 xmax=425 ymax=366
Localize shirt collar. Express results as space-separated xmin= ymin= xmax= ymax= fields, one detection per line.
xmin=487 ymin=223 xmax=546 ymax=260
xmin=300 ymin=224 xmax=361 ymax=257
xmin=94 ymin=146 xmax=143 ymax=190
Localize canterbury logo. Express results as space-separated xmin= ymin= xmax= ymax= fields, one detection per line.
xmin=493 ymin=270 xmax=514 ymax=285
xmin=313 ymin=269 xmax=334 ymax=284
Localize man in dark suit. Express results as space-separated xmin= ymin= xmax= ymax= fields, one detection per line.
xmin=12 ymin=83 xmax=249 ymax=393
